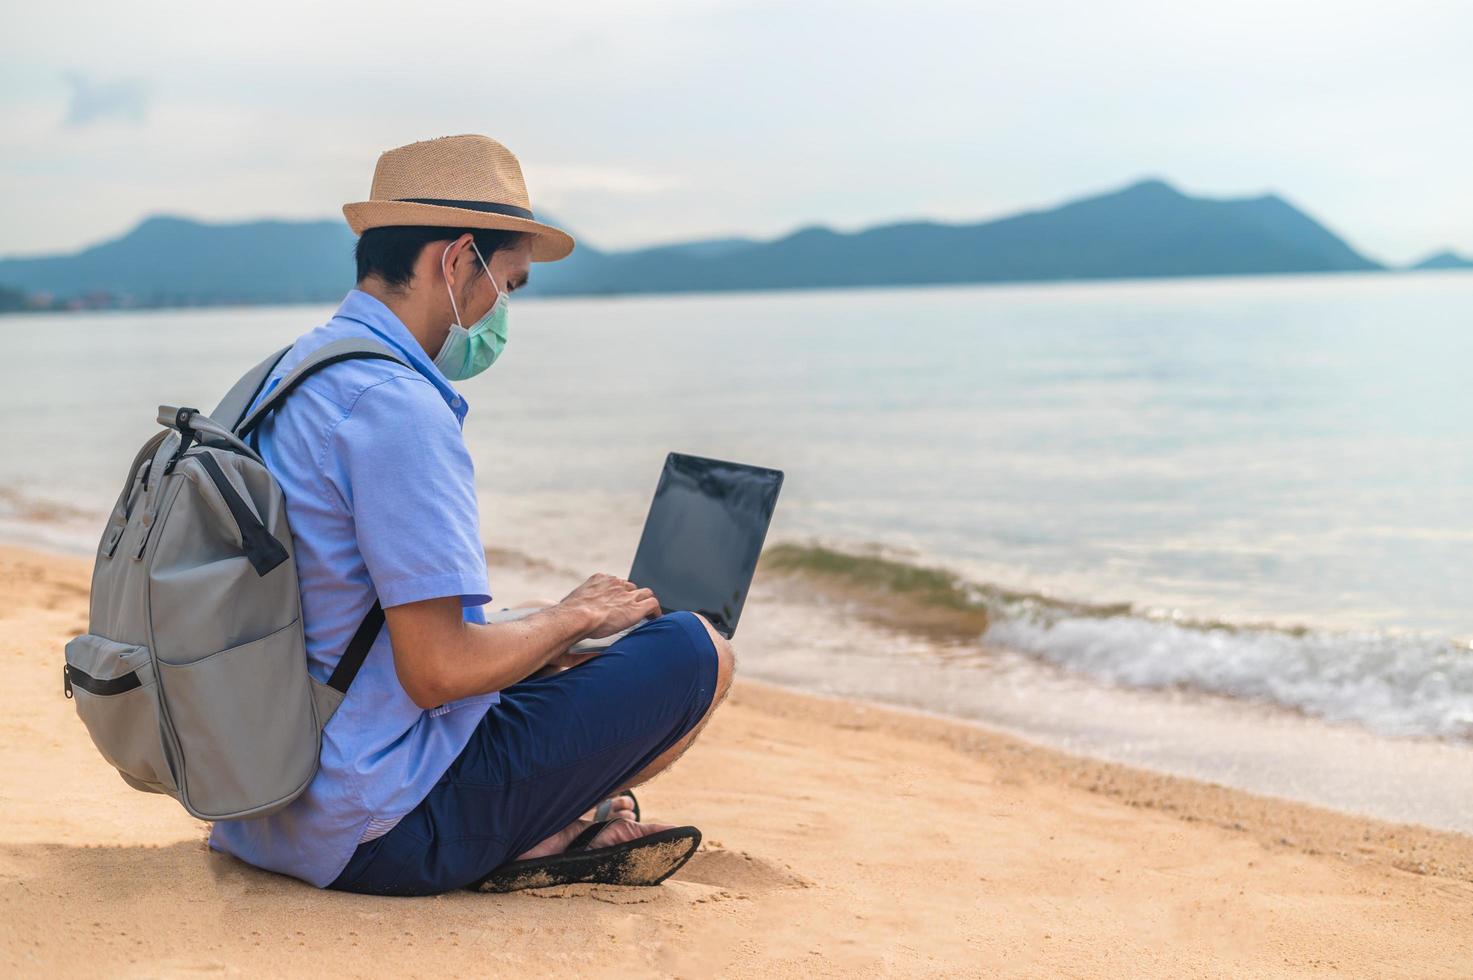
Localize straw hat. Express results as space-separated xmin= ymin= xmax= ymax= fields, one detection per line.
xmin=343 ymin=135 xmax=574 ymax=262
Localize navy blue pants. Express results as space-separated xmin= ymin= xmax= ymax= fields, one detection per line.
xmin=328 ymin=611 xmax=720 ymax=896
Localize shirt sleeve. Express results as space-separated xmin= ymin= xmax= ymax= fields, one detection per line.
xmin=326 ymin=375 xmax=491 ymax=610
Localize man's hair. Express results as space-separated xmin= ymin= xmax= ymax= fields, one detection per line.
xmin=354 ymin=226 xmax=526 ymax=288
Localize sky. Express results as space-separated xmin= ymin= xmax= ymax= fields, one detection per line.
xmin=1 ymin=0 xmax=1469 ymax=264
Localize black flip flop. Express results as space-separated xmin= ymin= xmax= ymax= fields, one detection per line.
xmin=473 ymin=819 xmax=701 ymax=894
xmin=594 ymin=789 xmax=640 ymax=822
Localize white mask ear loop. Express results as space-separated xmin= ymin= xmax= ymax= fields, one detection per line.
xmin=470 ymin=241 xmax=503 ymax=301
xmin=442 ymin=242 xmax=464 ymax=327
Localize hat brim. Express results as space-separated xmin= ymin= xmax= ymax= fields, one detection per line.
xmin=342 ymin=200 xmax=575 ymax=262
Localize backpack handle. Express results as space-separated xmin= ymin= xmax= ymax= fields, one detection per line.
xmin=157 ymin=406 xmax=265 ymax=464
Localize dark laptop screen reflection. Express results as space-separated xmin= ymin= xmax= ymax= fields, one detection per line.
xmin=628 ymin=454 xmax=782 ymax=638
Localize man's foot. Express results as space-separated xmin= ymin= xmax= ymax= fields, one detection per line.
xmin=516 ymin=814 xmax=673 ymax=862
xmin=478 ymin=819 xmax=702 ymax=893
xmin=585 ymin=791 xmax=638 ymax=823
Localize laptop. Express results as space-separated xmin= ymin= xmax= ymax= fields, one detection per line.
xmin=491 ymin=452 xmax=784 ymax=652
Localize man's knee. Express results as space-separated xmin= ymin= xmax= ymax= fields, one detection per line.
xmin=688 ymin=612 xmax=735 ymax=698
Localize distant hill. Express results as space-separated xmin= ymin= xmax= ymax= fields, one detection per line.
xmin=0 ymin=216 xmax=357 ymax=306
xmin=529 ymin=179 xmax=1383 ymax=296
xmin=1410 ymin=249 xmax=1473 ymax=271
xmin=0 ymin=179 xmax=1386 ymax=309
xmin=0 ymin=283 xmax=29 ymax=312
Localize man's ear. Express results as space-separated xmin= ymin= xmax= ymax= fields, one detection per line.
xmin=435 ymin=233 xmax=476 ymax=288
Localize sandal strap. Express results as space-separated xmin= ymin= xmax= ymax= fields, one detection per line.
xmin=567 ymin=819 xmax=614 ymax=852
xmin=593 ymin=790 xmax=641 ymax=824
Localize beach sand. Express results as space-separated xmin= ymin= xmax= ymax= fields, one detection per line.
xmin=3 ymin=544 xmax=1471 ymax=977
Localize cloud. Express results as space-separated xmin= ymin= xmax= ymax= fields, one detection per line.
xmin=535 ymin=164 xmax=681 ymax=196
xmin=62 ymin=73 xmax=149 ymax=127
xmin=2 ymin=2 xmax=1467 ymax=260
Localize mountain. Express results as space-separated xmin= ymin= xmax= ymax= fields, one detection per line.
xmin=527 ymin=179 xmax=1382 ymax=296
xmin=0 ymin=216 xmax=357 ymax=306
xmin=1410 ymin=249 xmax=1473 ymax=271
xmin=0 ymin=179 xmax=1385 ymax=309
xmin=0 ymin=283 xmax=29 ymax=312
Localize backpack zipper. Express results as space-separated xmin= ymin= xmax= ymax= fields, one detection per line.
xmin=63 ymin=662 xmax=143 ymax=697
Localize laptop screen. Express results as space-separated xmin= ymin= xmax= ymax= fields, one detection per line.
xmin=628 ymin=453 xmax=784 ymax=638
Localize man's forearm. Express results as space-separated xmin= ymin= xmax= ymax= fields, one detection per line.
xmin=387 ymin=572 xmax=657 ymax=709
xmin=389 ymin=598 xmax=598 ymax=708
xmin=456 ymin=602 xmax=598 ymax=697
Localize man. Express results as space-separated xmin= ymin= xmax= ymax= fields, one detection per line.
xmin=208 ymin=135 xmax=734 ymax=896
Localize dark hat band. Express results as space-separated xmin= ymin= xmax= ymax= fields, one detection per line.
xmin=394 ymin=197 xmax=534 ymax=221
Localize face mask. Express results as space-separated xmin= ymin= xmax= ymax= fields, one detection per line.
xmin=434 ymin=241 xmax=509 ymax=380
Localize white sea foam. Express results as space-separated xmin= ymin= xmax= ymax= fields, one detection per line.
xmin=985 ymin=611 xmax=1473 ymax=741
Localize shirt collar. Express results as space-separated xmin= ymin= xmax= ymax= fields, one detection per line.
xmin=330 ymin=288 xmax=469 ymax=422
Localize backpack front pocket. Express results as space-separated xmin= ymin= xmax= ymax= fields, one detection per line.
xmin=64 ymin=634 xmax=176 ymax=793
xmin=155 ymin=619 xmax=318 ymax=820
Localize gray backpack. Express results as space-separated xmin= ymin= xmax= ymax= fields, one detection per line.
xmin=63 ymin=338 xmax=407 ymax=821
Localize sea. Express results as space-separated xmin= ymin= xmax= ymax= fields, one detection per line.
xmin=3 ymin=271 xmax=1470 ymax=831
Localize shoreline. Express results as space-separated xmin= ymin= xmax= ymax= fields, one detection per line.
xmin=8 ymin=511 xmax=1473 ymax=831
xmin=4 ymin=542 xmax=1472 ymax=975
xmin=4 ymin=265 xmax=1468 ymax=318
xmin=10 ymin=518 xmax=1473 ymax=831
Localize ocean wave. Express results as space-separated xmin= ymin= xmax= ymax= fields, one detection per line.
xmin=987 ymin=614 xmax=1473 ymax=741
xmin=7 ymin=499 xmax=1471 ymax=741
xmin=763 ymin=542 xmax=1473 ymax=741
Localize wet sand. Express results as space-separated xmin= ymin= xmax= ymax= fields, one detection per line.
xmin=3 ymin=544 xmax=1471 ymax=977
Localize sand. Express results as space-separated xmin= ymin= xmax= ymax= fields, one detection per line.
xmin=3 ymin=543 xmax=1471 ymax=978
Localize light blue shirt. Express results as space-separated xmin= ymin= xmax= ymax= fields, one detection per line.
xmin=209 ymin=289 xmax=497 ymax=887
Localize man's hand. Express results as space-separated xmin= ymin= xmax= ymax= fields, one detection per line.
xmin=559 ymin=573 xmax=661 ymax=638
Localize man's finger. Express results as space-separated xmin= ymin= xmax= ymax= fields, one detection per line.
xmin=638 ymin=596 xmax=661 ymax=618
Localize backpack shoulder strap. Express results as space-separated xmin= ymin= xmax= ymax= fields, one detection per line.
xmin=212 ymin=345 xmax=293 ymax=432
xmin=228 ymin=337 xmax=408 ymax=696
xmin=326 ymin=601 xmax=386 ymax=695
xmin=233 ymin=338 xmax=407 ymax=439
